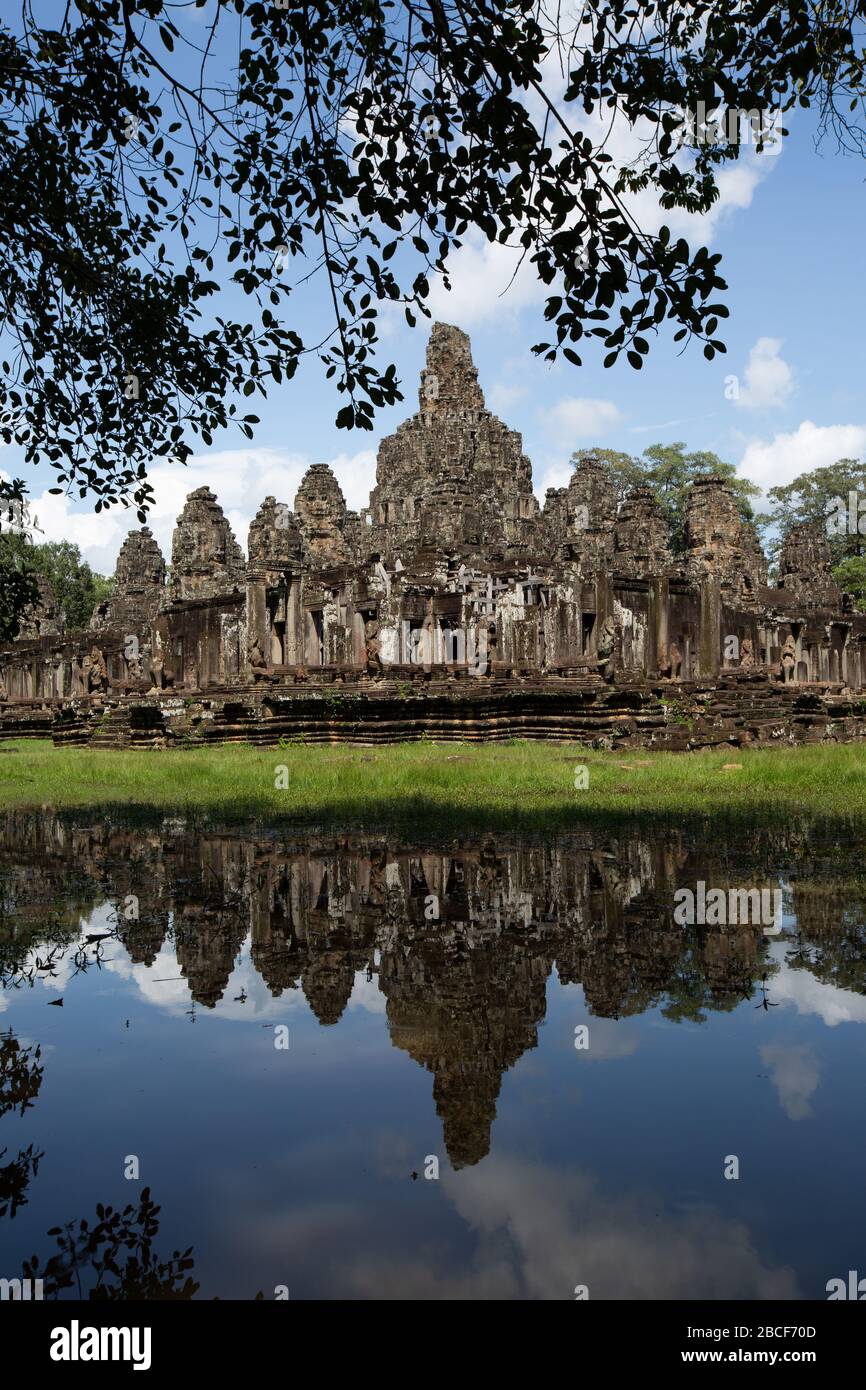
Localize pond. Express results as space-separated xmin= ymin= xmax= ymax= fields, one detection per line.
xmin=1 ymin=810 xmax=864 ymax=1300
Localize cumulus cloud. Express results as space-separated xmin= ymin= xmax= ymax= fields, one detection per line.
xmin=26 ymin=446 xmax=377 ymax=576
xmin=766 ymin=947 xmax=866 ymax=1028
xmin=735 ymin=337 xmax=794 ymax=411
xmin=425 ymin=151 xmax=773 ymax=331
xmin=315 ymin=1153 xmax=798 ymax=1299
xmin=738 ymin=421 xmax=866 ymax=495
xmin=543 ymin=396 xmax=621 ymax=446
xmin=759 ymin=1043 xmax=821 ymax=1121
xmin=533 ymin=455 xmax=576 ymax=501
xmin=348 ymin=969 xmax=388 ymax=1016
xmin=426 ymin=234 xmax=547 ymax=327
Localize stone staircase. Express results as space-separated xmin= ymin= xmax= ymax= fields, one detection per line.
xmin=88 ymin=707 xmax=133 ymax=748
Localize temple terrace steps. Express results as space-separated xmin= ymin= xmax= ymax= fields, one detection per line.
xmin=2 ymin=674 xmax=864 ymax=750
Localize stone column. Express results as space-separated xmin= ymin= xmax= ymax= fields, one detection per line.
xmin=353 ymin=611 xmax=366 ymax=667
xmin=283 ymin=574 xmax=301 ymax=666
xmin=648 ymin=577 xmax=665 ymax=676
xmin=698 ymin=574 xmax=721 ymax=678
xmin=246 ymin=571 xmax=270 ymax=671
xmin=595 ymin=571 xmax=613 ymax=629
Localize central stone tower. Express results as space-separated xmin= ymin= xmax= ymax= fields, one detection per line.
xmin=367 ymin=322 xmax=539 ymax=565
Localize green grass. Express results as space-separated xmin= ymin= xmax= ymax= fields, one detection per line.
xmin=1 ymin=738 xmax=865 ymax=831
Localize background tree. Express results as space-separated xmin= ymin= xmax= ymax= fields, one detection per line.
xmin=573 ymin=441 xmax=760 ymax=554
xmin=831 ymin=555 xmax=866 ymax=610
xmin=756 ymin=458 xmax=866 ymax=565
xmin=0 ymin=480 xmax=40 ymax=641
xmin=569 ymin=448 xmax=645 ymax=507
xmin=28 ymin=541 xmax=113 ymax=632
xmin=640 ymin=442 xmax=760 ymax=554
xmin=0 ymin=532 xmax=111 ymax=638
xmin=754 ymin=457 xmax=866 ymax=608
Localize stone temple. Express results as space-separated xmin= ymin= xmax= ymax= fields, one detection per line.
xmin=2 ymin=323 xmax=866 ymax=748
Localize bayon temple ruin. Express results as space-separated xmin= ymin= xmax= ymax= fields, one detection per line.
xmin=2 ymin=323 xmax=866 ymax=747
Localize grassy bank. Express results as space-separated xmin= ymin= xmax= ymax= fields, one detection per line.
xmin=1 ymin=738 xmax=865 ymax=830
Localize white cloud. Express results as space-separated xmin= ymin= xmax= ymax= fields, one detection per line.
xmin=629 ymin=418 xmax=684 ymax=435
xmin=225 ymin=1147 xmax=800 ymax=1300
xmin=533 ymin=455 xmax=575 ymax=501
xmin=27 ymin=446 xmax=377 ymax=575
xmin=735 ymin=337 xmax=794 ymax=411
xmin=428 ymin=58 xmax=781 ymax=330
xmin=347 ymin=969 xmax=388 ymax=1016
xmin=336 ymin=1153 xmax=799 ymax=1300
xmin=767 ymin=946 xmax=866 ymax=1028
xmin=489 ymin=381 xmax=529 ymax=415
xmin=738 ymin=421 xmax=866 ymax=495
xmin=759 ymin=1042 xmax=820 ymax=1121
xmin=543 ymin=396 xmax=621 ymax=446
xmin=623 ymin=148 xmax=770 ymax=249
xmin=426 ymin=233 xmax=547 ymax=327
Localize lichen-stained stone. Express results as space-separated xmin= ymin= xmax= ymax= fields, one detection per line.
xmin=248 ymin=496 xmax=302 ymax=572
xmin=294 ymin=464 xmax=351 ymax=566
xmin=169 ymin=486 xmax=246 ymax=601
xmin=368 ymin=322 xmax=539 ymax=566
xmin=684 ymin=476 xmax=767 ymax=603
xmin=778 ymin=522 xmax=841 ymax=610
xmin=17 ymin=573 xmax=61 ymax=638
xmin=540 ymin=455 xmax=619 ymax=576
xmin=614 ymin=487 xmax=672 ymax=577
xmin=91 ymin=527 xmax=166 ymax=632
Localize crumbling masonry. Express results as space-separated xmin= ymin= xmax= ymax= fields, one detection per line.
xmin=3 ymin=323 xmax=866 ymax=748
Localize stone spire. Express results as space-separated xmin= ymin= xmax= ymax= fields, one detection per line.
xmin=17 ymin=573 xmax=61 ymax=639
xmin=248 ymin=496 xmax=302 ymax=573
xmin=567 ymin=454 xmax=618 ymax=532
xmin=544 ymin=454 xmax=618 ymax=565
xmin=301 ymin=952 xmax=356 ymax=1026
xmin=778 ymin=521 xmax=841 ymax=609
xmin=684 ymin=476 xmax=767 ymax=600
xmin=614 ymin=487 xmax=672 ymax=576
xmin=294 ymin=464 xmax=350 ymax=565
xmin=368 ymin=321 xmax=538 ymax=563
xmin=91 ymin=527 xmax=166 ymax=631
xmin=418 ymin=322 xmax=486 ymax=414
xmin=169 ymin=487 xmax=246 ymax=601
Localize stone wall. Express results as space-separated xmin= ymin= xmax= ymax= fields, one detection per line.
xmin=36 ymin=673 xmax=866 ymax=751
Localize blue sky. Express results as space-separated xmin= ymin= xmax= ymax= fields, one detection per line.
xmin=4 ymin=17 xmax=865 ymax=575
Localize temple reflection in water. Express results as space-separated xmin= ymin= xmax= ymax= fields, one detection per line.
xmin=2 ymin=810 xmax=863 ymax=1171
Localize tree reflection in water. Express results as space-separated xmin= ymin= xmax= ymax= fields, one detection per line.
xmin=22 ymin=1188 xmax=198 ymax=1301
xmin=0 ymin=1030 xmax=43 ymax=1219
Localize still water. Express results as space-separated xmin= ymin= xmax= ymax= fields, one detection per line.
xmin=1 ymin=810 xmax=864 ymax=1300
